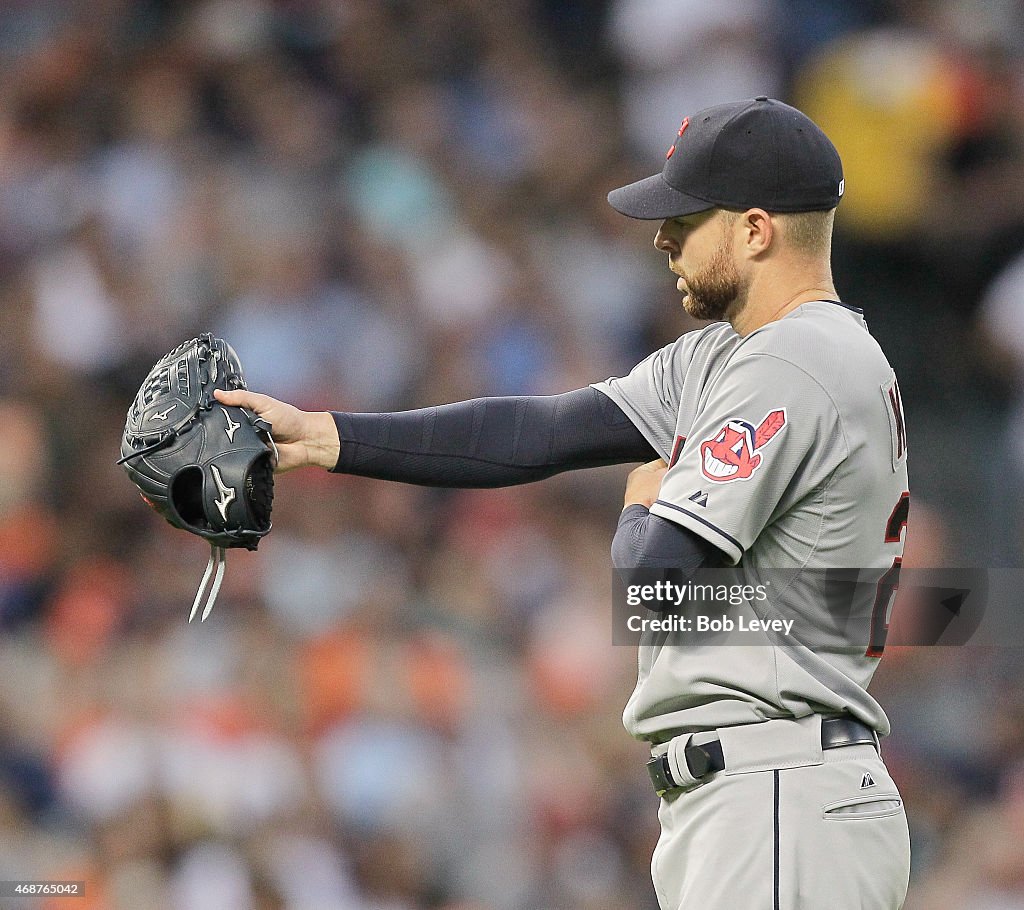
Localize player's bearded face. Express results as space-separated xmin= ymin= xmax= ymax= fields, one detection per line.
xmin=680 ymin=230 xmax=742 ymax=321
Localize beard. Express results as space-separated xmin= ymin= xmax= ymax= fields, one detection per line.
xmin=680 ymin=238 xmax=742 ymax=322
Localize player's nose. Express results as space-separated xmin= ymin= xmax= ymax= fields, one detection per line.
xmin=654 ymin=221 xmax=680 ymax=254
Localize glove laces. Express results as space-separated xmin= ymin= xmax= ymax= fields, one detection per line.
xmin=189 ymin=544 xmax=226 ymax=623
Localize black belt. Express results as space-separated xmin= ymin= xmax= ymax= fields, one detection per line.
xmin=647 ymin=716 xmax=878 ymax=796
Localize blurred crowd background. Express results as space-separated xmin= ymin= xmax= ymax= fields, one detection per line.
xmin=3 ymin=0 xmax=1024 ymax=908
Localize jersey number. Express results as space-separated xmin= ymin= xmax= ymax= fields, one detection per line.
xmin=866 ymin=492 xmax=910 ymax=657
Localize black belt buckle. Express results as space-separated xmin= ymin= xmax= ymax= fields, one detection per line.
xmin=647 ymin=743 xmax=719 ymax=797
xmin=646 ymin=753 xmax=676 ymax=796
xmin=684 ymin=743 xmax=714 ymax=778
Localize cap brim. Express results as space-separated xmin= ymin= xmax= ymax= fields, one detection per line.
xmin=607 ymin=173 xmax=716 ymax=220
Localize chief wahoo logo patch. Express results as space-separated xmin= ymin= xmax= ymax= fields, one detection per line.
xmin=700 ymin=409 xmax=787 ymax=482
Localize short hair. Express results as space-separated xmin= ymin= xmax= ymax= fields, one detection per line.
xmin=775 ymin=209 xmax=835 ymax=256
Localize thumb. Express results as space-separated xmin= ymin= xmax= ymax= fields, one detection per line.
xmin=214 ymin=388 xmax=268 ymax=412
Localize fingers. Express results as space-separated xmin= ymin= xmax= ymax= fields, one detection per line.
xmin=643 ymin=458 xmax=669 ymax=471
xmin=624 ymin=458 xmax=670 ymax=509
xmin=628 ymin=458 xmax=668 ymax=479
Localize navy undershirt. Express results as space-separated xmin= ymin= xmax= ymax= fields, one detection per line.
xmin=331 ymin=386 xmax=652 ymax=486
xmin=612 ymin=503 xmax=721 ymax=571
xmin=331 ymin=386 xmax=719 ymax=571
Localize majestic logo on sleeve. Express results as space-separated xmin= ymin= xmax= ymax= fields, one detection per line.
xmin=699 ymin=409 xmax=787 ymax=482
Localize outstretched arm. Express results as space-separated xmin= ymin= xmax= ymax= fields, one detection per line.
xmin=214 ymin=386 xmax=656 ymax=485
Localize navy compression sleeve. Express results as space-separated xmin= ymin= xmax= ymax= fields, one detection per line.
xmin=330 ymin=386 xmax=656 ymax=487
xmin=611 ymin=504 xmax=722 ymax=571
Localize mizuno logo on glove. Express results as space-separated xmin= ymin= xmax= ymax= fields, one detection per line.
xmin=210 ymin=464 xmax=236 ymax=521
xmin=221 ymin=407 xmax=241 ymax=442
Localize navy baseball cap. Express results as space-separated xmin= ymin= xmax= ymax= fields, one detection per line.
xmin=608 ymin=97 xmax=844 ymax=219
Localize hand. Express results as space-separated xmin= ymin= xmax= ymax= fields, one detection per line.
xmin=213 ymin=389 xmax=340 ymax=473
xmin=624 ymin=458 xmax=669 ymax=509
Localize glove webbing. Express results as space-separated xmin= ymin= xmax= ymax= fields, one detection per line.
xmin=189 ymin=544 xmax=227 ymax=623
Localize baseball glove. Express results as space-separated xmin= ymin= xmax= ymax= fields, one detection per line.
xmin=118 ymin=333 xmax=277 ymax=622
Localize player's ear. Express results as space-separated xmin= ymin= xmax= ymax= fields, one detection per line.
xmin=739 ymin=208 xmax=773 ymax=257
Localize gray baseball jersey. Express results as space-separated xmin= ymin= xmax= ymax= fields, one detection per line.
xmin=594 ymin=301 xmax=909 ymax=741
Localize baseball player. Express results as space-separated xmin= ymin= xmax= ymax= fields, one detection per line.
xmin=217 ymin=98 xmax=911 ymax=909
